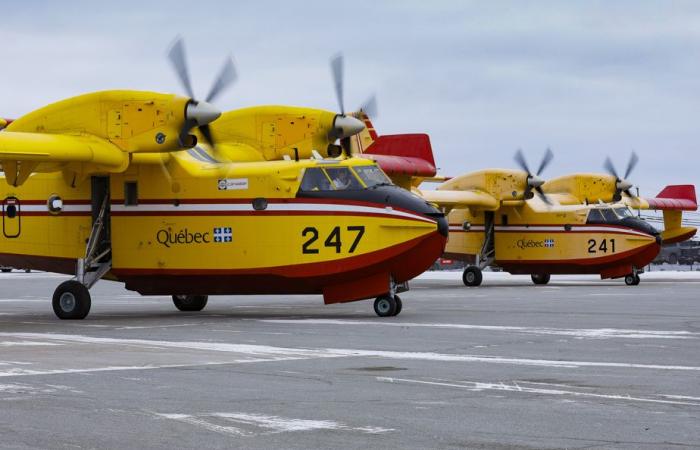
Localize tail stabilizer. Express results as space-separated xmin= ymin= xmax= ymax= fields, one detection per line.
xmin=646 ymin=185 xmax=697 ymax=244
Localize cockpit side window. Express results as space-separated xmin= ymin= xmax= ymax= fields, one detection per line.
xmin=299 ymin=168 xmax=333 ymax=192
xmin=325 ymin=167 xmax=363 ymax=190
xmin=614 ymin=207 xmax=632 ymax=218
xmin=353 ymin=165 xmax=392 ymax=187
xmin=586 ymin=209 xmax=605 ymax=224
xmin=601 ymin=208 xmax=618 ymax=222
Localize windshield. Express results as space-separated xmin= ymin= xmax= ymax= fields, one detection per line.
xmin=614 ymin=207 xmax=633 ymax=218
xmin=587 ymin=207 xmax=621 ymax=224
xmin=299 ymin=168 xmax=333 ymax=191
xmin=325 ymin=167 xmax=363 ymax=190
xmin=299 ymin=167 xmax=363 ymax=192
xmin=353 ymin=165 xmax=392 ymax=187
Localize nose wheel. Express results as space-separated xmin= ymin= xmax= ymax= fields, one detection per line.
xmin=462 ymin=266 xmax=483 ymax=286
xmin=374 ymin=295 xmax=402 ymax=317
xmin=172 ymin=295 xmax=209 ymax=312
xmin=531 ymin=274 xmax=551 ymax=285
xmin=624 ymin=274 xmax=641 ymax=286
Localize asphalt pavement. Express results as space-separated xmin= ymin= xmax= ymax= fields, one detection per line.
xmin=0 ymin=271 xmax=699 ymax=449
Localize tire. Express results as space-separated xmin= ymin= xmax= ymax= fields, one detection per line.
xmin=531 ymin=274 xmax=551 ymax=285
xmin=1 ymin=268 xmax=11 ymax=273
xmin=462 ymin=266 xmax=483 ymax=287
xmin=624 ymin=274 xmax=640 ymax=286
xmin=24 ymin=269 xmax=31 ymax=273
xmin=52 ymin=280 xmax=91 ymax=320
xmin=172 ymin=295 xmax=208 ymax=312
xmin=393 ymin=295 xmax=403 ymax=316
xmin=374 ymin=295 xmax=397 ymax=317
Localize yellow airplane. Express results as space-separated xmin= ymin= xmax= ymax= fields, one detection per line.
xmin=0 ymin=40 xmax=447 ymax=320
xmin=344 ymin=115 xmax=697 ymax=287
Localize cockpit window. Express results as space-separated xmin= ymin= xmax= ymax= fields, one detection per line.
xmin=587 ymin=209 xmax=604 ymax=223
xmin=614 ymin=207 xmax=633 ymax=218
xmin=325 ymin=167 xmax=363 ymax=190
xmin=353 ymin=165 xmax=392 ymax=187
xmin=601 ymin=208 xmax=618 ymax=222
xmin=299 ymin=168 xmax=333 ymax=191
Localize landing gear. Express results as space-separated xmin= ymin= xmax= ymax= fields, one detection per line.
xmin=462 ymin=266 xmax=483 ymax=286
xmin=531 ymin=274 xmax=551 ymax=285
xmin=624 ymin=274 xmax=640 ymax=286
xmin=374 ymin=295 xmax=402 ymax=317
xmin=172 ymin=295 xmax=209 ymax=312
xmin=52 ymin=280 xmax=91 ymax=320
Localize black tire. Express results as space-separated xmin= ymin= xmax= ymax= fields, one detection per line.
xmin=624 ymin=274 xmax=639 ymax=286
xmin=1 ymin=268 xmax=11 ymax=273
xmin=52 ymin=280 xmax=91 ymax=320
xmin=24 ymin=269 xmax=31 ymax=273
xmin=531 ymin=274 xmax=551 ymax=285
xmin=462 ymin=266 xmax=483 ymax=286
xmin=374 ymin=295 xmax=397 ymax=317
xmin=393 ymin=295 xmax=403 ymax=316
xmin=172 ymin=295 xmax=208 ymax=312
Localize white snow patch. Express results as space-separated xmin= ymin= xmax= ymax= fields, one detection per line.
xmin=260 ymin=319 xmax=699 ymax=340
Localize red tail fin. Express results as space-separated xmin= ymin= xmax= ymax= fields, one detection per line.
xmin=363 ymin=134 xmax=436 ymax=178
xmin=647 ymin=185 xmax=697 ymax=211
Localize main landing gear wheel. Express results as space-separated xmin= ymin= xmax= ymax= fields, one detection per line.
xmin=624 ymin=274 xmax=641 ymax=286
xmin=52 ymin=280 xmax=91 ymax=320
xmin=374 ymin=295 xmax=401 ymax=317
xmin=172 ymin=295 xmax=209 ymax=312
xmin=531 ymin=274 xmax=551 ymax=285
xmin=462 ymin=266 xmax=483 ymax=287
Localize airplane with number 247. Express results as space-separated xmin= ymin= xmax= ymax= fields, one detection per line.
xmin=0 ymin=40 xmax=447 ymax=320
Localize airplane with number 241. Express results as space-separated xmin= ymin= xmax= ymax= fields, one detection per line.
xmin=0 ymin=40 xmax=447 ymax=320
xmin=341 ymin=116 xmax=697 ymax=287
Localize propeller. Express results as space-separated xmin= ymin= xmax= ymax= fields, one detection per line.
xmin=167 ymin=36 xmax=237 ymax=148
xmin=327 ymin=53 xmax=374 ymax=157
xmin=603 ymin=151 xmax=638 ymax=201
xmin=514 ymin=148 xmax=554 ymax=205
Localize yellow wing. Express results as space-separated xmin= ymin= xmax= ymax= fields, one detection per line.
xmin=0 ymin=131 xmax=127 ymax=186
xmin=419 ymin=189 xmax=499 ymax=211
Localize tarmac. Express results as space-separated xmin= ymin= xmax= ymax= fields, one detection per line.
xmin=0 ymin=270 xmax=699 ymax=449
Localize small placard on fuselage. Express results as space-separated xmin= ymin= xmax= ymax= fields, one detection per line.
xmin=218 ymin=178 xmax=248 ymax=190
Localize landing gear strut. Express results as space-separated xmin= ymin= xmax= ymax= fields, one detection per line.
xmin=53 ymin=179 xmax=111 ymax=320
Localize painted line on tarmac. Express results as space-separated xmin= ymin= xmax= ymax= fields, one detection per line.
xmin=1 ymin=332 xmax=700 ymax=375
xmin=155 ymin=412 xmax=392 ymax=437
xmin=258 ymin=319 xmax=700 ymax=340
xmin=377 ymin=377 xmax=700 ymax=407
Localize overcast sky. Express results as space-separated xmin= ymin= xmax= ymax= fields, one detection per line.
xmin=2 ymin=0 xmax=699 ymax=199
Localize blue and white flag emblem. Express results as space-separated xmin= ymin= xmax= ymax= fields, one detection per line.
xmin=544 ymin=238 xmax=555 ymax=248
xmin=213 ymin=227 xmax=232 ymax=243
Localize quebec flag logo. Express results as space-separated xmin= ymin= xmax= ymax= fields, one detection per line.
xmin=213 ymin=227 xmax=233 ymax=243
xmin=544 ymin=238 xmax=555 ymax=248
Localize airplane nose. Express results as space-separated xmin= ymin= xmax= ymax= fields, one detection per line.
xmin=186 ymin=100 xmax=221 ymax=126
xmin=433 ymin=214 xmax=449 ymax=237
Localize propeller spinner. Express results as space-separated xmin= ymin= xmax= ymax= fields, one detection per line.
xmin=603 ymin=152 xmax=638 ymax=201
xmin=167 ymin=36 xmax=237 ymax=148
xmin=514 ymin=148 xmax=554 ymax=205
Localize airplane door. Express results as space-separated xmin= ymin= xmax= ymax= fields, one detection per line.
xmin=2 ymin=196 xmax=21 ymax=238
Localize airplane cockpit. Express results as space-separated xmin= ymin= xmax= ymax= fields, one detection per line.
xmin=297 ymin=163 xmax=448 ymax=237
xmin=586 ymin=205 xmax=660 ymax=241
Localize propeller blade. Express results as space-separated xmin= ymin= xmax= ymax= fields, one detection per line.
xmin=603 ymin=156 xmax=619 ymax=179
xmin=624 ymin=151 xmax=639 ymax=179
xmin=623 ymin=188 xmax=635 ymax=198
xmin=535 ymin=186 xmax=552 ymax=205
xmin=514 ymin=149 xmax=531 ymax=174
xmin=359 ymin=94 xmax=378 ymax=119
xmin=536 ymin=148 xmax=554 ymax=176
xmin=205 ymin=56 xmax=237 ymax=103
xmin=199 ymin=124 xmax=215 ymax=148
xmin=330 ymin=53 xmax=345 ymax=115
xmin=167 ymin=36 xmax=195 ymax=99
